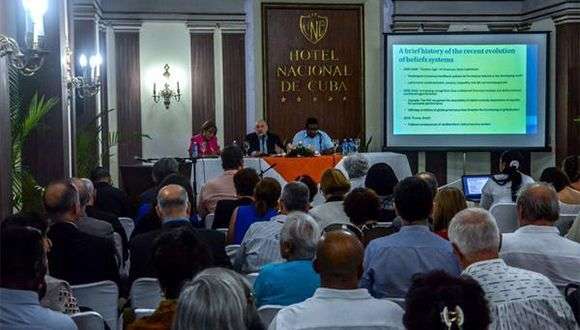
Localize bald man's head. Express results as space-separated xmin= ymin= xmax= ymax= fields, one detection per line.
xmin=43 ymin=180 xmax=80 ymax=222
xmin=255 ymin=120 xmax=269 ymax=135
xmin=156 ymin=184 xmax=190 ymax=220
xmin=314 ymin=231 xmax=364 ymax=285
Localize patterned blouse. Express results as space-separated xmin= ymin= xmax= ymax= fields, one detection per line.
xmin=462 ymin=259 xmax=577 ymax=330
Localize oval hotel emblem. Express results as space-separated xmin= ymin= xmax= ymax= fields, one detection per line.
xmin=299 ymin=13 xmax=329 ymax=44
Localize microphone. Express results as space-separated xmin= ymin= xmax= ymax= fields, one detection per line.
xmin=259 ymin=163 xmax=277 ymax=177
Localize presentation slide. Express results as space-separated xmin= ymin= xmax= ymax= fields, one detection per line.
xmin=385 ymin=33 xmax=548 ymax=149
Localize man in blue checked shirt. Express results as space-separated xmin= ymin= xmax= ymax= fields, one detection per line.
xmin=292 ymin=117 xmax=335 ymax=154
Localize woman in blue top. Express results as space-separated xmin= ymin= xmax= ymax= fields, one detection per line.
xmin=228 ymin=177 xmax=281 ymax=244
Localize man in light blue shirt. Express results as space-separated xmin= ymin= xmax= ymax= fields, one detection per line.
xmin=292 ymin=117 xmax=334 ymax=154
xmin=360 ymin=177 xmax=461 ymax=299
xmin=0 ymin=227 xmax=77 ymax=330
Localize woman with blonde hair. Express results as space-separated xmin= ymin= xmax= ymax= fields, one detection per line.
xmin=310 ymin=168 xmax=351 ymax=230
xmin=432 ymin=187 xmax=467 ymax=240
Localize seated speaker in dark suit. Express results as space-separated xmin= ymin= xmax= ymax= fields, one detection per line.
xmin=129 ymin=184 xmax=230 ymax=284
xmin=90 ymin=166 xmax=131 ymax=218
xmin=212 ymin=168 xmax=260 ymax=229
xmin=244 ymin=120 xmax=285 ymax=156
xmin=44 ymin=180 xmax=120 ymax=285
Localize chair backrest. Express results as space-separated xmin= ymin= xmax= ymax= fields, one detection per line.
xmin=246 ymin=272 xmax=259 ymax=286
xmin=205 ymin=213 xmax=215 ymax=229
xmin=565 ymin=283 xmax=580 ymax=324
xmin=130 ymin=278 xmax=163 ymax=310
xmin=555 ymin=214 xmax=577 ymax=236
xmin=71 ymin=311 xmax=106 ymax=330
xmin=225 ymin=244 xmax=240 ymax=266
xmin=72 ymin=281 xmax=119 ymax=330
xmin=385 ymin=297 xmax=406 ymax=309
xmin=119 ymin=217 xmax=135 ymax=239
xmin=112 ymin=233 xmax=124 ymax=270
xmin=257 ymin=305 xmax=284 ymax=328
xmin=490 ymin=203 xmax=518 ymax=233
xmin=134 ymin=308 xmax=156 ymax=319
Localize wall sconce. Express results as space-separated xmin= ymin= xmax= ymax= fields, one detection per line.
xmin=0 ymin=0 xmax=49 ymax=76
xmin=70 ymin=53 xmax=102 ymax=98
xmin=153 ymin=64 xmax=181 ymax=109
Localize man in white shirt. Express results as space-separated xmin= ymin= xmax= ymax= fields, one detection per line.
xmin=448 ymin=208 xmax=577 ymax=330
xmin=269 ymin=230 xmax=404 ymax=330
xmin=500 ymin=182 xmax=580 ymax=290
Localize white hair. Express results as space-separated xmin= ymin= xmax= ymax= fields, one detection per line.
xmin=280 ymin=212 xmax=321 ymax=259
xmin=516 ymin=182 xmax=560 ymax=223
xmin=343 ymin=153 xmax=369 ymax=179
xmin=448 ymin=208 xmax=500 ymax=256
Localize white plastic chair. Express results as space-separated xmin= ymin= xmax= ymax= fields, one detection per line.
xmin=555 ymin=214 xmax=577 ymax=236
xmin=134 ymin=308 xmax=156 ymax=319
xmin=257 ymin=305 xmax=284 ymax=328
xmin=119 ymin=217 xmax=135 ymax=239
xmin=386 ymin=297 xmax=405 ymax=309
xmin=71 ymin=311 xmax=106 ymax=330
xmin=205 ymin=213 xmax=215 ymax=229
xmin=130 ymin=278 xmax=163 ymax=310
xmin=490 ymin=203 xmax=518 ymax=233
xmin=72 ymin=281 xmax=119 ymax=330
xmin=226 ymin=244 xmax=240 ymax=265
xmin=246 ymin=272 xmax=259 ymax=286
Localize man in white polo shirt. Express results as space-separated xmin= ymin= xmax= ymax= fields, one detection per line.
xmin=269 ymin=230 xmax=404 ymax=330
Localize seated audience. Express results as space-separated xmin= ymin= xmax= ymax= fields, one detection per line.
xmin=567 ymin=214 xmax=580 ymax=243
xmin=560 ymin=155 xmax=580 ymax=212
xmin=90 ymin=166 xmax=131 ymax=217
xmin=404 ymin=270 xmax=490 ymax=330
xmin=126 ymin=227 xmax=212 ymax=330
xmin=365 ymin=163 xmax=399 ymax=222
xmin=45 ymin=180 xmax=119 ymax=285
xmin=343 ymin=188 xmax=394 ymax=246
xmin=189 ymin=120 xmax=221 ymax=157
xmin=295 ymin=174 xmax=318 ymax=207
xmin=500 ymin=182 xmax=580 ymax=290
xmin=253 ymin=212 xmax=321 ymax=307
xmin=342 ymin=153 xmax=369 ymax=190
xmin=432 ymin=187 xmax=467 ymax=240
xmin=310 ymin=168 xmax=351 ymax=230
xmin=173 ymin=268 xmax=263 ymax=330
xmin=137 ymin=157 xmax=179 ymax=215
xmin=481 ymin=150 xmax=534 ymax=210
xmin=213 ymin=168 xmax=260 ymax=229
xmin=448 ymin=208 xmax=577 ymax=329
xmin=130 ymin=184 xmax=229 ymax=284
xmin=228 ymin=177 xmax=281 ymax=244
xmin=0 ymin=227 xmax=77 ymax=330
xmin=2 ymin=213 xmax=80 ymax=315
xmin=237 ymin=182 xmax=310 ymax=272
xmin=70 ymin=178 xmax=115 ymax=240
xmin=540 ymin=166 xmax=571 ymax=193
xmin=198 ymin=145 xmax=244 ymax=219
xmin=361 ymin=177 xmax=461 ymax=298
xmin=270 ymin=230 xmax=404 ymax=329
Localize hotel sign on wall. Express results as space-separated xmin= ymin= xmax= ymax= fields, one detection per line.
xmin=262 ymin=4 xmax=364 ymax=142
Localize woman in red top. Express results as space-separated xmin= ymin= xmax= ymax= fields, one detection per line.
xmin=189 ymin=120 xmax=221 ymax=156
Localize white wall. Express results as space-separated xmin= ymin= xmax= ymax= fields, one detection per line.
xmin=140 ymin=22 xmax=192 ymax=159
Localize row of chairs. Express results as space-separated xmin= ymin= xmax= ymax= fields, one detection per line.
xmin=489 ymin=203 xmax=576 ymax=234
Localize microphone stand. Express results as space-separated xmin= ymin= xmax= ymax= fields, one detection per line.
xmin=259 ymin=163 xmax=277 ymax=178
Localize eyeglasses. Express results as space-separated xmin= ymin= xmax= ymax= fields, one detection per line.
xmin=322 ymin=223 xmax=363 ymax=241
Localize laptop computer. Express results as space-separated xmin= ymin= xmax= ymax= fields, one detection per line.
xmin=462 ymin=175 xmax=491 ymax=202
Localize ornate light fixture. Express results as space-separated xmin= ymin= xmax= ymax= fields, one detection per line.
xmin=153 ymin=64 xmax=181 ymax=109
xmin=0 ymin=0 xmax=49 ymax=76
xmin=70 ymin=53 xmax=102 ymax=98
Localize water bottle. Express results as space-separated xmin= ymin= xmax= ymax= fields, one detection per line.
xmin=191 ymin=143 xmax=199 ymax=158
xmin=347 ymin=139 xmax=354 ymax=155
xmin=341 ymin=139 xmax=348 ymax=155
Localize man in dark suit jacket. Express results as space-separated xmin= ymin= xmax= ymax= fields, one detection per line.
xmin=244 ymin=120 xmax=285 ymax=156
xmin=90 ymin=167 xmax=131 ymax=217
xmin=129 ymin=184 xmax=230 ymax=284
xmin=44 ymin=180 xmax=119 ymax=285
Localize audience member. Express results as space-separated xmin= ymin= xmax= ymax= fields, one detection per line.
xmin=126 ymin=227 xmax=212 ymax=330
xmin=45 ymin=180 xmax=119 ymax=285
xmin=500 ymin=182 xmax=580 ymax=290
xmin=343 ymin=153 xmax=369 ymax=190
xmin=361 ymin=177 xmax=461 ymax=298
xmin=228 ymin=178 xmax=281 ymax=244
xmin=481 ymin=150 xmax=534 ymax=209
xmin=2 ymin=213 xmax=80 ymax=315
xmin=173 ymin=268 xmax=263 ymax=330
xmin=560 ymin=155 xmax=580 ymax=212
xmin=236 ymin=182 xmax=310 ymax=272
xmin=129 ymin=184 xmax=229 ymax=284
xmin=404 ymin=270 xmax=490 ymax=330
xmin=69 ymin=178 xmax=115 ymax=240
xmin=310 ymin=169 xmax=351 ymax=230
xmin=254 ymin=212 xmax=321 ymax=307
xmin=213 ymin=168 xmax=260 ymax=229
xmin=0 ymin=227 xmax=77 ymax=330
xmin=343 ymin=188 xmax=393 ymax=246
xmin=295 ymin=175 xmax=318 ymax=206
xmin=365 ymin=163 xmax=399 ymax=222
xmin=138 ymin=157 xmax=179 ymax=210
xmin=90 ymin=166 xmax=131 ymax=217
xmin=540 ymin=166 xmax=571 ymax=192
xmin=448 ymin=208 xmax=577 ymax=329
xmin=198 ymin=145 xmax=244 ymax=218
xmin=432 ymin=187 xmax=467 ymax=240
xmin=270 ymin=230 xmax=404 ymax=329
